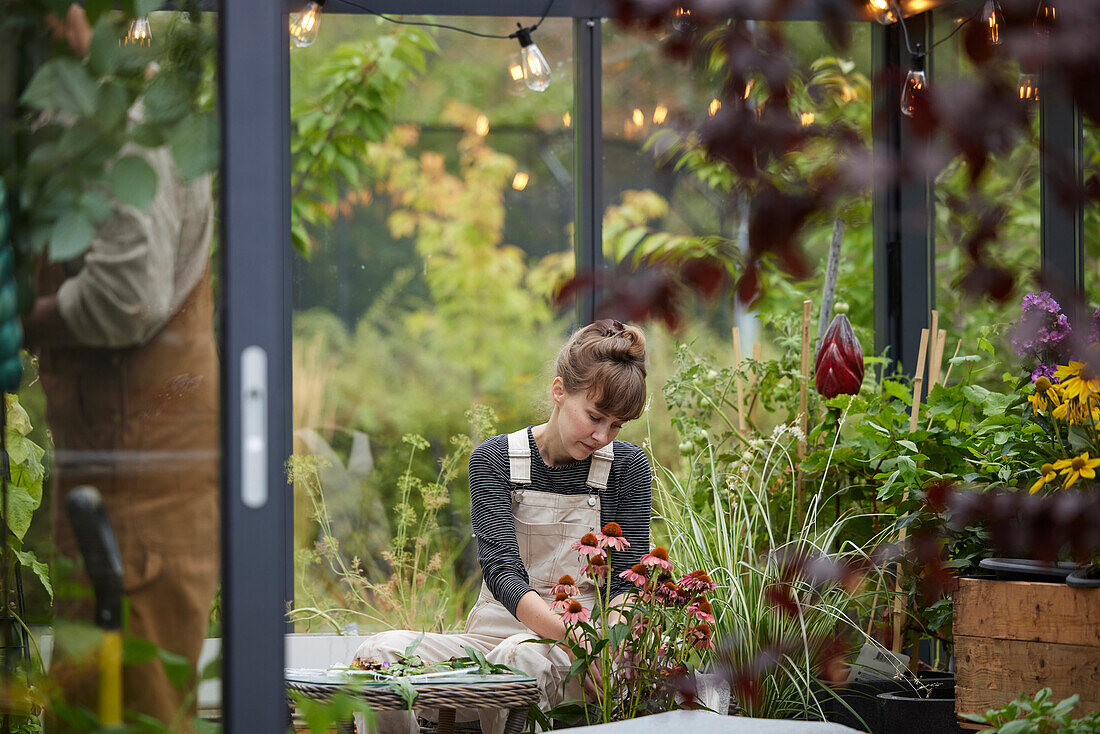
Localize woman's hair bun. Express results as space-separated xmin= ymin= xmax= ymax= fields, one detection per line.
xmin=554 ymin=319 xmax=648 ymax=420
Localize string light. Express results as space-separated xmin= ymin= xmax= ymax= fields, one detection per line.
xmin=512 ymin=24 xmax=551 ymax=92
xmin=982 ymin=0 xmax=1002 ymax=46
xmin=708 ymin=98 xmax=721 ymax=116
xmin=800 ymin=112 xmax=815 ymax=126
xmin=122 ymin=16 xmax=152 ymax=46
xmin=508 ymin=62 xmax=524 ymax=82
xmin=1017 ymin=73 xmax=1039 ymax=103
xmin=867 ymin=0 xmax=898 ymax=25
xmin=900 ymin=55 xmax=926 ymax=118
xmin=562 ymin=112 xmax=571 ymax=127
xmin=475 ymin=114 xmax=489 ymax=136
xmin=632 ymin=108 xmax=645 ymax=127
xmin=653 ymin=105 xmax=668 ymax=124
xmin=512 ymin=172 xmax=529 ymax=191
xmin=289 ymin=0 xmax=324 ymax=47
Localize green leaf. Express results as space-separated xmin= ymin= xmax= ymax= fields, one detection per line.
xmin=1051 ymin=694 xmax=1079 ymax=717
xmin=20 ymin=59 xmax=98 ymax=118
xmin=95 ymin=81 xmax=131 ymax=132
xmin=157 ymin=648 xmax=192 ymax=690
xmin=88 ymin=16 xmax=124 ymax=75
xmin=403 ymin=631 xmax=425 ymax=658
xmin=135 ymin=0 xmax=165 ymax=16
xmin=108 ymin=155 xmax=158 ymax=210
xmin=168 ymin=113 xmax=219 ymax=181
xmin=123 ymin=635 xmax=159 ymax=664
xmin=996 ymin=720 xmax=1035 ymax=734
xmin=387 ymin=677 xmax=417 ymax=710
xmin=3 ymin=486 xmax=37 ymax=540
xmin=143 ymin=71 xmax=192 ymax=123
xmin=565 ymin=656 xmax=586 ymax=683
xmin=49 ymin=209 xmax=95 ymax=261
xmin=13 ymin=548 xmax=52 ymax=602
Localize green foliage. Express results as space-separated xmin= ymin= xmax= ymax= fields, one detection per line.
xmin=290 ymin=28 xmax=439 ymax=254
xmin=10 ymin=5 xmax=217 ymax=262
xmin=962 ymin=688 xmax=1100 ymax=734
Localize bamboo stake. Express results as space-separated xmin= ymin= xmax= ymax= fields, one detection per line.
xmin=926 ymin=311 xmax=939 ymax=387
xmin=939 ymin=339 xmax=963 ymax=387
xmin=732 ymin=327 xmax=746 ymax=432
xmin=798 ymin=300 xmax=812 ymax=515
xmin=749 ymin=342 xmax=762 ymax=424
xmin=894 ymin=328 xmax=930 ymax=653
xmin=928 ymin=328 xmax=946 ymax=389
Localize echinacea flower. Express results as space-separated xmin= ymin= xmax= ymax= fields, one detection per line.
xmin=640 ymin=546 xmax=674 ymax=572
xmin=688 ymin=597 xmax=716 ymax=624
xmin=550 ymin=592 xmax=571 ymax=611
xmin=595 ymin=521 xmax=631 ymax=551
xmin=560 ymin=599 xmax=591 ymax=624
xmin=572 ymin=533 xmax=605 ymax=558
xmin=618 ymin=563 xmax=649 ymax=587
xmin=689 ymin=623 xmax=714 ymax=651
xmin=552 ymin=575 xmax=579 ymax=596
xmin=679 ymin=569 xmax=717 ymax=593
xmin=1055 ymin=451 xmax=1100 ymax=488
xmin=656 ymin=580 xmax=684 ymax=605
xmin=1029 ymin=463 xmax=1058 ymax=494
xmin=586 ymin=555 xmax=610 ymax=579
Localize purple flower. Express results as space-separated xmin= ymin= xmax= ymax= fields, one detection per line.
xmin=1031 ymin=363 xmax=1058 ymax=384
xmin=1013 ymin=291 xmax=1072 ymax=373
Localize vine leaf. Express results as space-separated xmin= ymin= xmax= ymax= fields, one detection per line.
xmin=109 ymin=155 xmax=158 ymax=210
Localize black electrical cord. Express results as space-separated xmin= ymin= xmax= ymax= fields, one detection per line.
xmin=889 ymin=0 xmax=982 ymax=59
xmin=332 ymin=0 xmax=556 ymax=40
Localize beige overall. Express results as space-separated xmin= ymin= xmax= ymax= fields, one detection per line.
xmin=353 ymin=429 xmax=613 ymax=734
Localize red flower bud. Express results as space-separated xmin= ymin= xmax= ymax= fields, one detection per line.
xmin=814 ymin=313 xmax=864 ymax=398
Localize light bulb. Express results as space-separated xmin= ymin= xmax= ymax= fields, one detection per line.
xmin=868 ymin=0 xmax=898 ymax=25
xmin=900 ymin=68 xmax=926 ymax=117
xmin=122 ymin=16 xmax=152 ymax=46
xmin=513 ymin=25 xmax=551 ymax=92
xmin=290 ymin=0 xmax=324 ymax=48
xmin=653 ymin=105 xmax=668 ymax=124
xmin=1035 ymin=0 xmax=1055 ymax=35
xmin=1017 ymin=74 xmax=1040 ymax=103
xmin=982 ymin=0 xmax=1002 ymax=46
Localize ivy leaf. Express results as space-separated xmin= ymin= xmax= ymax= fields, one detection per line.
xmin=13 ymin=548 xmax=52 ymax=602
xmin=49 ymin=209 xmax=95 ymax=262
xmin=387 ymin=677 xmax=417 ymax=710
xmin=20 ymin=59 xmax=98 ymax=117
xmin=168 ymin=113 xmax=219 ymax=181
xmin=109 ymin=155 xmax=158 ymax=210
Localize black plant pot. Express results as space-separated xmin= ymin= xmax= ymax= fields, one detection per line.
xmin=979 ymin=558 xmax=1080 ymax=583
xmin=814 ymin=679 xmax=905 ymax=733
xmin=917 ymin=670 xmax=954 ymax=683
xmin=877 ymin=680 xmax=958 ymax=734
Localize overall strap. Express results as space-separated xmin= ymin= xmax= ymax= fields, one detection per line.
xmin=507 ymin=429 xmax=532 ymax=485
xmin=586 ymin=443 xmax=614 ymax=490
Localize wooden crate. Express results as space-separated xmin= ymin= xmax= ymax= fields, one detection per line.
xmin=954 ymin=577 xmax=1100 ymax=720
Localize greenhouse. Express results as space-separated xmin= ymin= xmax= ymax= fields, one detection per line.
xmin=1 ymin=0 xmax=1099 ymax=732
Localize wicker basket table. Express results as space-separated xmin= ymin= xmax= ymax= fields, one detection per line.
xmin=286 ymin=668 xmax=539 ymax=734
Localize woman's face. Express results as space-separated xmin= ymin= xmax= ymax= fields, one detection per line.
xmin=551 ymin=379 xmax=625 ymax=461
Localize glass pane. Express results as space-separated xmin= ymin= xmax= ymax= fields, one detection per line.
xmin=289 ymin=15 xmax=575 ymax=637
xmin=932 ymin=9 xmax=1041 ymax=384
xmin=1085 ymin=119 xmax=1100 ymax=313
xmin=600 ymin=20 xmax=874 ymax=459
xmin=6 ymin=5 xmax=222 ymax=730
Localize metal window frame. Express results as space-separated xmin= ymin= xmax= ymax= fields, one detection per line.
xmin=218 ymin=1 xmax=1087 ymax=728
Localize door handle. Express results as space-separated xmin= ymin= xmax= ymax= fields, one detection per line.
xmin=241 ymin=345 xmax=267 ymax=508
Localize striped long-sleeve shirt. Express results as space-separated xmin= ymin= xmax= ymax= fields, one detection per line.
xmin=469 ymin=427 xmax=652 ymax=618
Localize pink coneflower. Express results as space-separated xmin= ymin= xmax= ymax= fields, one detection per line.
xmin=618 ymin=563 xmax=649 ymax=587
xmin=640 ymin=546 xmax=674 ymax=572
xmin=550 ymin=592 xmax=571 ymax=612
xmin=572 ymin=533 xmax=605 ymax=558
xmin=561 ymin=599 xmax=591 ymax=624
xmin=631 ymin=616 xmax=650 ymax=636
xmin=595 ymin=522 xmax=631 ymax=551
xmin=688 ymin=597 xmax=716 ymax=624
xmin=689 ymin=623 xmax=714 ymax=651
xmin=679 ymin=569 xmax=717 ymax=593
xmin=586 ymin=555 xmax=610 ymax=579
xmin=656 ymin=580 xmax=684 ymax=605
xmin=552 ymin=575 xmax=579 ymax=596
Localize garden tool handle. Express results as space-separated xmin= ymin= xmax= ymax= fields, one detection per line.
xmin=65 ymin=485 xmax=124 ymax=728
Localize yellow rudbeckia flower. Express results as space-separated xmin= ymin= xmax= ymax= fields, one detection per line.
xmin=1055 ymin=361 xmax=1100 ymax=403
xmin=1029 ymin=463 xmax=1058 ymax=494
xmin=1057 ymin=452 xmax=1100 ymax=488
xmin=1028 ymin=376 xmax=1062 ymax=415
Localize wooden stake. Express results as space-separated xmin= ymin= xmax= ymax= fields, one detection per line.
xmin=749 ymin=342 xmax=762 ymax=424
xmin=940 ymin=339 xmax=963 ymax=387
xmin=907 ymin=328 xmax=930 ymax=434
xmin=732 ymin=327 xmax=746 ymax=432
xmin=927 ymin=311 xmax=938 ymax=387
xmin=894 ymin=328 xmax=931 ymax=653
xmin=928 ymin=328 xmax=947 ymax=389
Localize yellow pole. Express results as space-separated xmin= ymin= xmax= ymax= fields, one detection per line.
xmin=99 ymin=630 xmax=123 ymax=728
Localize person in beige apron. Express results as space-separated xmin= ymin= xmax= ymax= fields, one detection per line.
xmin=353 ymin=319 xmax=652 ymax=734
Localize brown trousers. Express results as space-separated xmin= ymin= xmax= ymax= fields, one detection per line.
xmin=37 ymin=267 xmax=220 ymax=733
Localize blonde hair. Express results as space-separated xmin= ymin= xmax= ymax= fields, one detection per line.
xmin=555 ymin=319 xmax=648 ymax=420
